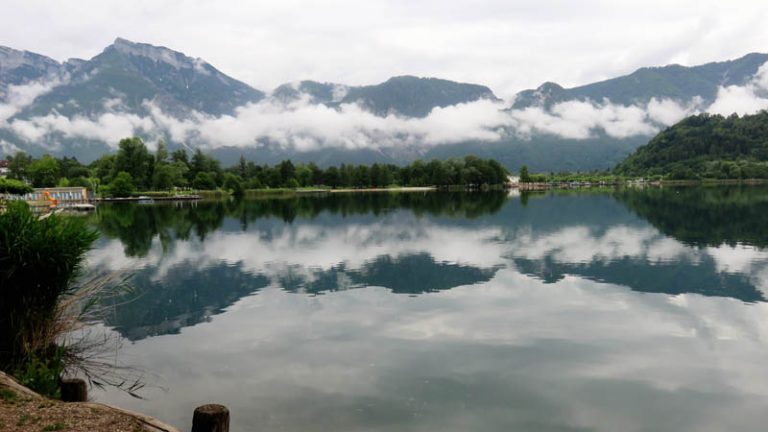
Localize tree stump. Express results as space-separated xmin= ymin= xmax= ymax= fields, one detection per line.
xmin=192 ymin=404 xmax=230 ymax=432
xmin=60 ymin=378 xmax=87 ymax=402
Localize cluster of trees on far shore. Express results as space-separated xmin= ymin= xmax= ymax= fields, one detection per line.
xmin=2 ymin=137 xmax=509 ymax=197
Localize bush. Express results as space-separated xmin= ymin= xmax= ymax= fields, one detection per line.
xmin=0 ymin=201 xmax=98 ymax=371
xmin=223 ymin=173 xmax=245 ymax=197
xmin=12 ymin=347 xmax=65 ymax=398
xmin=0 ymin=178 xmax=32 ymax=195
xmin=246 ymin=177 xmax=263 ymax=189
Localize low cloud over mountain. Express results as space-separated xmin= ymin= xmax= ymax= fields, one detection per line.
xmin=1 ymin=39 xmax=767 ymax=170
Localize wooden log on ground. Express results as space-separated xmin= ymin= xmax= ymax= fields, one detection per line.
xmin=60 ymin=378 xmax=87 ymax=402
xmin=192 ymin=404 xmax=230 ymax=432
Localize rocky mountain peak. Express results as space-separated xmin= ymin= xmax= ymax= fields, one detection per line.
xmin=109 ymin=37 xmax=203 ymax=71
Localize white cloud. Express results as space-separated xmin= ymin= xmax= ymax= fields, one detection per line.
xmin=7 ymin=98 xmax=516 ymax=152
xmin=706 ymin=244 xmax=768 ymax=275
xmin=0 ymin=139 xmax=22 ymax=154
xmin=0 ymin=78 xmax=63 ymax=125
xmin=646 ymin=97 xmax=702 ymax=125
xmin=3 ymin=61 xmax=768 ymax=153
xmin=708 ymin=63 xmax=768 ymax=116
xmin=10 ymin=111 xmax=155 ymax=146
xmin=508 ymin=100 xmax=662 ymax=140
xmin=709 ymin=85 xmax=768 ymax=116
xmin=756 ymin=62 xmax=768 ymax=90
xmin=507 ymin=225 xmax=699 ymax=265
xmin=0 ymin=91 xmax=696 ymax=151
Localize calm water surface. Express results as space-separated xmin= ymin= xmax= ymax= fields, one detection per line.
xmin=86 ymin=188 xmax=768 ymax=432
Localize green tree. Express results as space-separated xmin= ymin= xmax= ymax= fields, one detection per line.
xmin=519 ymin=165 xmax=531 ymax=183
xmin=370 ymin=163 xmax=392 ymax=187
xmin=308 ymin=162 xmax=323 ymax=185
xmin=110 ymin=171 xmax=136 ymax=197
xmin=266 ymin=167 xmax=281 ymax=188
xmin=295 ymin=164 xmax=312 ymax=187
xmin=152 ymin=164 xmax=176 ymax=190
xmin=67 ymin=177 xmax=91 ymax=188
xmin=189 ymin=149 xmax=222 ymax=185
xmin=112 ymin=137 xmax=152 ymax=190
xmin=353 ymin=165 xmax=370 ymax=187
xmin=155 ymin=139 xmax=169 ymax=164
xmin=28 ymin=155 xmax=60 ymax=187
xmin=7 ymin=151 xmax=33 ymax=181
xmin=57 ymin=156 xmax=88 ymax=179
xmin=237 ymin=155 xmax=247 ymax=178
xmin=170 ymin=161 xmax=190 ymax=187
xmin=90 ymin=154 xmax=115 ymax=183
xmin=324 ymin=166 xmax=340 ymax=188
xmin=171 ymin=149 xmax=189 ymax=166
xmin=279 ymin=160 xmax=296 ymax=186
xmin=193 ymin=172 xmax=217 ymax=190
xmin=223 ymin=173 xmax=245 ymax=197
xmin=190 ymin=148 xmax=207 ymax=180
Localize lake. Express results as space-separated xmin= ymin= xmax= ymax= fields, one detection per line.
xmin=85 ymin=187 xmax=768 ymax=432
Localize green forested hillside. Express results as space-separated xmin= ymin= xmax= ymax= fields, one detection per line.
xmin=614 ymin=111 xmax=768 ymax=178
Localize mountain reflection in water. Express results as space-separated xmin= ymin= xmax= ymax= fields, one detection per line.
xmin=87 ymin=188 xmax=768 ymax=432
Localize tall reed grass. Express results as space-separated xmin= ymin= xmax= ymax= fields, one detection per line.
xmin=0 ymin=201 xmax=97 ymax=393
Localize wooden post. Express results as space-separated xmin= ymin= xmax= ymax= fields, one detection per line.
xmin=192 ymin=404 xmax=229 ymax=432
xmin=60 ymin=378 xmax=87 ymax=402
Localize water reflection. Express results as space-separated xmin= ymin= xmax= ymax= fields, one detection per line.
xmin=280 ymin=253 xmax=500 ymax=295
xmin=94 ymin=191 xmax=508 ymax=257
xmin=507 ymin=191 xmax=768 ymax=302
xmin=614 ymin=186 xmax=768 ymax=247
xmin=105 ymin=263 xmax=269 ymax=341
xmin=89 ymin=189 xmax=768 ymax=342
xmin=87 ymin=188 xmax=768 ymax=432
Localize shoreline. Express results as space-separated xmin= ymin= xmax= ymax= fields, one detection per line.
xmin=514 ymin=178 xmax=768 ymax=191
xmin=94 ymin=194 xmax=202 ymax=202
xmin=0 ymin=372 xmax=179 ymax=432
xmin=67 ymin=179 xmax=768 ymax=204
xmin=328 ymin=186 xmax=436 ymax=193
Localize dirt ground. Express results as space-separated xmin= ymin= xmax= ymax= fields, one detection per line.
xmin=0 ymin=387 xmax=147 ymax=432
xmin=0 ymin=373 xmax=178 ymax=432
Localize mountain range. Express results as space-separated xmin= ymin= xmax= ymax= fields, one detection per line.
xmin=1 ymin=38 xmax=766 ymax=171
xmin=511 ymin=52 xmax=768 ymax=109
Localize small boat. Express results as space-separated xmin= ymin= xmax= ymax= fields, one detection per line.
xmin=69 ymin=203 xmax=96 ymax=212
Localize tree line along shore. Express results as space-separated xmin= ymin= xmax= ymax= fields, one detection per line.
xmin=3 ymin=137 xmax=509 ymax=198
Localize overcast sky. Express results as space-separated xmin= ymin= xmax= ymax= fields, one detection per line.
xmin=1 ymin=0 xmax=767 ymax=98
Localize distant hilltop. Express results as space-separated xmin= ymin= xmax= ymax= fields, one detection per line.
xmin=615 ymin=110 xmax=768 ymax=179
